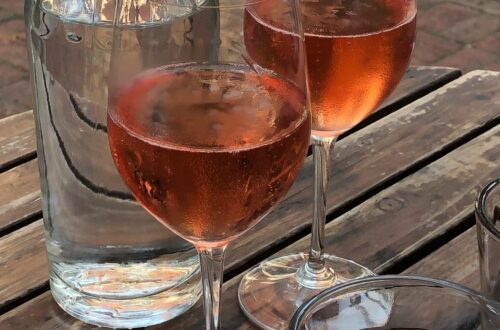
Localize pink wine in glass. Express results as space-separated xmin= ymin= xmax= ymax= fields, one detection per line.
xmin=245 ymin=0 xmax=416 ymax=136
xmin=108 ymin=66 xmax=310 ymax=246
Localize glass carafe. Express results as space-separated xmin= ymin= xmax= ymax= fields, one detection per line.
xmin=24 ymin=0 xmax=215 ymax=327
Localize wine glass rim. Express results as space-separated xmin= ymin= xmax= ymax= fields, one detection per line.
xmin=476 ymin=178 xmax=500 ymax=239
xmin=289 ymin=274 xmax=500 ymax=330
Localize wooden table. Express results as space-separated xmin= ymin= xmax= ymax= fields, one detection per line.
xmin=0 ymin=66 xmax=499 ymax=329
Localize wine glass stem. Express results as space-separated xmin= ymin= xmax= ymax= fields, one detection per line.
xmin=297 ymin=135 xmax=337 ymax=288
xmin=310 ymin=136 xmax=336 ymax=267
xmin=197 ymin=245 xmax=226 ymax=330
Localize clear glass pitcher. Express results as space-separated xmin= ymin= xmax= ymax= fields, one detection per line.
xmin=24 ymin=0 xmax=213 ymax=327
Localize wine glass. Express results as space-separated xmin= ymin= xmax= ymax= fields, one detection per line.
xmin=239 ymin=1 xmax=417 ymax=328
xmin=290 ymin=275 xmax=500 ymax=330
xmin=106 ymin=0 xmax=310 ymax=329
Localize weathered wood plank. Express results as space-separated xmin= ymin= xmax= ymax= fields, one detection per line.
xmin=0 ymin=111 xmax=37 ymax=173
xmin=403 ymin=228 xmax=479 ymax=290
xmin=0 ymin=67 xmax=461 ymax=236
xmin=382 ymin=66 xmax=461 ymax=108
xmin=397 ymin=229 xmax=481 ymax=330
xmin=352 ymin=66 xmax=461 ymax=134
xmin=381 ymin=67 xmax=461 ymax=109
xmin=0 ymin=160 xmax=41 ymax=235
xmin=1 ymin=103 xmax=498 ymax=329
xmin=0 ymin=220 xmax=47 ymax=310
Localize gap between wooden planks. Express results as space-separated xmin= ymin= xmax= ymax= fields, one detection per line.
xmin=402 ymin=227 xmax=479 ymax=290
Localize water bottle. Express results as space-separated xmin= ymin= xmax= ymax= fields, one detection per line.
xmin=24 ymin=0 xmax=215 ymax=327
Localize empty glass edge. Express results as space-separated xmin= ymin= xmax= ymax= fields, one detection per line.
xmin=288 ymin=274 xmax=500 ymax=330
xmin=476 ymin=178 xmax=500 ymax=240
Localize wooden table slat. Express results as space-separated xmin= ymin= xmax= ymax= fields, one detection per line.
xmin=379 ymin=66 xmax=461 ymax=113
xmin=0 ymin=160 xmax=41 ymax=235
xmin=3 ymin=72 xmax=495 ymax=318
xmin=395 ymin=229 xmax=480 ymax=330
xmin=7 ymin=66 xmax=500 ymax=330
xmin=350 ymin=66 xmax=461 ymax=135
xmin=0 ymin=220 xmax=47 ymax=310
xmin=400 ymin=228 xmax=482 ymax=329
xmin=1 ymin=230 xmax=478 ymax=330
xmin=403 ymin=227 xmax=479 ymax=290
xmin=0 ymin=111 xmax=37 ymax=173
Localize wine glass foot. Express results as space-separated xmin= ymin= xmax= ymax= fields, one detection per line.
xmin=238 ymin=253 xmax=377 ymax=330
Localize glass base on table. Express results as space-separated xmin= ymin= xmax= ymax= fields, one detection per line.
xmin=238 ymin=253 xmax=378 ymax=330
xmin=50 ymin=267 xmax=201 ymax=328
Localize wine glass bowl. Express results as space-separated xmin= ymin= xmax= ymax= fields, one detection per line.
xmin=108 ymin=65 xmax=310 ymax=246
xmin=243 ymin=0 xmax=416 ymax=137
xmin=304 ymin=0 xmax=416 ymax=137
xmin=107 ymin=1 xmax=310 ymax=328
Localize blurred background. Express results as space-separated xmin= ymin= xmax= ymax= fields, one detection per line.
xmin=0 ymin=0 xmax=499 ymax=120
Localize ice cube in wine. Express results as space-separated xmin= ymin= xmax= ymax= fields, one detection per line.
xmin=108 ymin=66 xmax=310 ymax=246
xmin=244 ymin=0 xmax=416 ymax=136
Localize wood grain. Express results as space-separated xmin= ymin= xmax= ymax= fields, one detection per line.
xmin=0 ymin=111 xmax=37 ymax=173
xmin=1 ymin=89 xmax=498 ymax=329
xmin=351 ymin=66 xmax=461 ymax=135
xmin=0 ymin=69 xmax=463 ymax=232
xmin=403 ymin=228 xmax=479 ymax=290
xmin=381 ymin=66 xmax=461 ymax=109
xmin=397 ymin=229 xmax=482 ymax=330
xmin=0 ymin=220 xmax=46 ymax=310
xmin=0 ymin=160 xmax=41 ymax=234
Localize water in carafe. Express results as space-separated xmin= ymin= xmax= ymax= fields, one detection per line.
xmin=24 ymin=0 xmax=217 ymax=327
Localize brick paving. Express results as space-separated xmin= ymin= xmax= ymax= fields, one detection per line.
xmin=413 ymin=0 xmax=500 ymax=70
xmin=0 ymin=0 xmax=29 ymax=119
xmin=0 ymin=0 xmax=499 ymax=119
